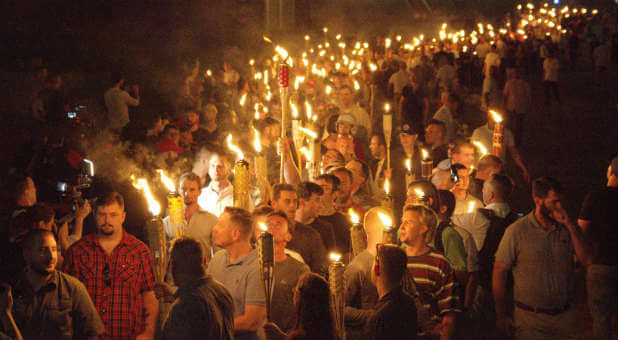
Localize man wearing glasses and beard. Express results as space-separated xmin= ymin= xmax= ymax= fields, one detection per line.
xmin=63 ymin=192 xmax=159 ymax=340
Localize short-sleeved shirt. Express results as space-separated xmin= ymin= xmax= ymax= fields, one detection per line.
xmin=433 ymin=105 xmax=457 ymax=142
xmin=11 ymin=270 xmax=105 ymax=340
xmin=495 ymin=212 xmax=574 ymax=308
xmin=163 ymin=210 xmax=219 ymax=260
xmin=452 ymin=202 xmax=511 ymax=251
xmin=453 ymin=194 xmax=484 ymax=216
xmin=104 ymin=87 xmax=139 ymax=129
xmin=471 ymin=124 xmax=515 ymax=161
xmin=206 ymin=249 xmax=265 ymax=320
xmin=198 ymin=182 xmax=234 ymax=217
xmin=344 ymin=250 xmax=378 ymax=340
xmin=162 ymin=275 xmax=234 ymax=340
xmin=406 ymin=249 xmax=461 ymax=318
xmin=364 ymin=287 xmax=417 ymax=340
xmin=578 ymin=187 xmax=618 ymax=265
xmin=270 ymin=257 xmax=310 ymax=332
xmin=62 ymin=231 xmax=155 ymax=340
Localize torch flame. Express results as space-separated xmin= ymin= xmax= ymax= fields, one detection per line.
xmin=253 ymin=128 xmax=262 ymax=153
xmin=467 ymin=201 xmax=476 ymax=213
xmin=384 ymin=103 xmax=391 ymax=112
xmin=414 ymin=188 xmax=425 ymax=198
xmin=298 ymin=126 xmax=318 ymax=139
xmin=239 ymin=93 xmax=247 ymax=107
xmin=131 ymin=176 xmax=161 ymax=216
xmin=405 ymin=158 xmax=411 ymax=172
xmin=329 ymin=252 xmax=342 ymax=262
xmin=206 ymin=69 xmax=212 ymax=77
xmin=489 ymin=110 xmax=503 ymax=123
xmin=353 ymin=80 xmax=360 ymax=91
xmin=305 ymin=101 xmax=312 ymax=120
xmin=156 ymin=169 xmax=176 ymax=192
xmin=304 ymin=35 xmax=310 ymax=41
xmin=421 ymin=148 xmax=429 ymax=160
xmin=377 ymin=212 xmax=393 ymax=228
xmin=348 ymin=209 xmax=360 ymax=224
xmin=290 ymin=102 xmax=299 ymax=118
xmin=300 ymin=147 xmax=312 ymax=162
xmin=385 ymin=38 xmax=391 ymax=48
xmin=263 ymin=36 xmax=273 ymax=43
xmin=275 ymin=46 xmax=289 ymax=61
xmin=369 ymin=63 xmax=377 ymax=72
xmin=258 ymin=222 xmax=268 ymax=232
xmin=472 ymin=141 xmax=488 ymax=156
xmin=384 ymin=178 xmax=390 ymax=194
xmin=325 ymin=85 xmax=332 ymax=95
xmin=226 ymin=134 xmax=244 ymax=161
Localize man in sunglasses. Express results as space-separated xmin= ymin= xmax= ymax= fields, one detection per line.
xmin=63 ymin=192 xmax=158 ymax=340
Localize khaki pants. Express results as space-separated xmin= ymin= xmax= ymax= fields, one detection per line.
xmin=514 ymin=306 xmax=579 ymax=340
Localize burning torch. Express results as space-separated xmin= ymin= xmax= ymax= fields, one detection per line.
xmin=383 ymin=103 xmax=392 ymax=171
xmin=131 ymin=176 xmax=167 ymax=282
xmin=227 ymin=134 xmax=252 ymax=211
xmin=378 ymin=211 xmax=397 ymax=245
xmin=405 ymin=158 xmax=413 ymax=188
xmin=156 ymin=169 xmax=184 ymax=238
xmin=258 ymin=223 xmax=275 ymax=320
xmin=348 ymin=208 xmax=366 ymax=258
xmin=421 ymin=148 xmax=433 ymax=181
xmin=490 ymin=110 xmax=504 ymax=157
xmin=329 ymin=253 xmax=346 ymax=340
xmin=382 ymin=178 xmax=393 ymax=211
xmin=299 ymin=126 xmax=319 ymax=181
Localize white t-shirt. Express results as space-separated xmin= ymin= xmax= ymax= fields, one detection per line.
xmin=389 ymin=69 xmax=410 ymax=95
xmin=484 ymin=52 xmax=501 ymax=75
xmin=197 ymin=182 xmax=234 ymax=217
xmin=543 ymin=58 xmax=560 ymax=82
xmin=471 ymin=124 xmax=515 ymax=161
xmin=433 ymin=105 xmax=457 ymax=141
xmin=104 ymin=87 xmax=139 ymax=129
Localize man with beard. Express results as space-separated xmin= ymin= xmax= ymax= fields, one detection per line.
xmin=493 ymin=177 xmax=591 ymax=340
xmin=8 ymin=229 xmax=105 ymax=340
xmin=63 ymin=192 xmax=158 ymax=340
xmin=295 ymin=182 xmax=337 ymax=253
xmin=164 ymin=172 xmax=218 ymax=260
xmin=316 ymin=174 xmax=352 ymax=258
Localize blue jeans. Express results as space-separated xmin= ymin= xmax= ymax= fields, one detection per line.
xmin=586 ymin=264 xmax=617 ymax=340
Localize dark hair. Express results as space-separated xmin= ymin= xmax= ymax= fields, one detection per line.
xmin=408 ymin=180 xmax=440 ymax=213
xmin=323 ymin=148 xmax=345 ymax=162
xmin=163 ymin=124 xmax=179 ymax=135
xmin=426 ymin=119 xmax=446 ymax=134
xmin=452 ymin=141 xmax=474 ymax=155
xmin=97 ymin=191 xmax=125 ymax=211
xmin=273 ymin=183 xmax=297 ymax=201
xmin=329 ymin=166 xmax=353 ymax=183
xmin=377 ymin=244 xmax=408 ymax=284
xmin=316 ymin=174 xmax=341 ymax=193
xmin=486 ymin=174 xmax=513 ymax=199
xmin=170 ymin=237 xmax=205 ymax=277
xmin=477 ymin=155 xmax=502 ymax=172
xmin=297 ymin=182 xmax=324 ymax=201
xmin=22 ymin=229 xmax=56 ymax=251
xmin=371 ymin=133 xmax=386 ymax=146
xmin=256 ymin=117 xmax=280 ymax=134
xmin=532 ymin=177 xmax=562 ymax=199
xmin=223 ymin=207 xmax=253 ymax=240
xmin=266 ymin=210 xmax=291 ymax=229
xmin=25 ymin=203 xmax=55 ymax=227
xmin=437 ymin=190 xmax=456 ymax=218
xmin=111 ymin=72 xmax=124 ymax=85
xmin=9 ymin=175 xmax=33 ymax=202
xmin=251 ymin=204 xmax=274 ymax=218
xmin=293 ymin=272 xmax=337 ymax=340
xmin=179 ymin=172 xmax=202 ymax=188
xmin=347 ymin=159 xmax=369 ymax=180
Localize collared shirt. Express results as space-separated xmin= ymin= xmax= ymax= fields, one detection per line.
xmin=62 ymin=232 xmax=155 ymax=340
xmin=452 ymin=202 xmax=511 ymax=250
xmin=163 ymin=209 xmax=219 ymax=260
xmin=495 ymin=212 xmax=575 ymax=309
xmin=453 ymin=194 xmax=484 ymax=216
xmin=287 ymin=222 xmax=329 ymax=275
xmin=11 ymin=270 xmax=105 ymax=340
xmin=406 ymin=249 xmax=461 ymax=318
xmin=471 ymin=124 xmax=515 ymax=161
xmin=161 ymin=275 xmax=234 ymax=340
xmin=198 ymin=182 xmax=234 ymax=217
xmin=364 ymin=287 xmax=418 ymax=340
xmin=104 ymin=87 xmax=139 ymax=130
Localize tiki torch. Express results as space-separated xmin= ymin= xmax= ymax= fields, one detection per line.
xmin=253 ymin=128 xmax=269 ymax=204
xmin=277 ymin=46 xmax=290 ymax=183
xmin=348 ymin=209 xmax=367 ymax=258
xmin=131 ymin=176 xmax=167 ymax=282
xmin=381 ymin=178 xmax=393 ymax=211
xmin=405 ymin=158 xmax=413 ymax=188
xmin=299 ymin=126 xmax=318 ymax=181
xmin=156 ymin=169 xmax=184 ymax=238
xmin=378 ymin=211 xmax=397 ymax=245
xmin=258 ymin=223 xmax=275 ymax=320
xmin=329 ymin=253 xmax=346 ymax=340
xmin=421 ymin=148 xmax=433 ymax=181
xmin=227 ymin=134 xmax=252 ymax=211
xmin=383 ymin=103 xmax=392 ymax=171
xmin=490 ymin=110 xmax=504 ymax=156
xmin=290 ymin=102 xmax=304 ymax=171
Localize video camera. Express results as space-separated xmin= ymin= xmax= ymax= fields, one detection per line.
xmin=56 ymin=158 xmax=96 ymax=207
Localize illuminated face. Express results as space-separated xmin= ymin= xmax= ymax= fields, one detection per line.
xmin=338 ymin=88 xmax=354 ymax=106
xmin=96 ymin=203 xmax=126 ymax=236
xmin=266 ymin=215 xmax=291 ymax=244
xmin=208 ymin=155 xmax=229 ymax=182
xmin=333 ymin=171 xmax=352 ymax=202
xmin=322 ymin=150 xmax=341 ymax=168
xmin=300 ymin=193 xmax=322 ymax=219
xmin=346 ymin=160 xmax=366 ymax=188
xmin=425 ymin=124 xmax=444 ymax=146
xmin=336 ymin=122 xmax=353 ymax=136
xmin=272 ymin=190 xmax=297 ymax=221
xmin=454 ymin=168 xmax=470 ymax=191
xmin=400 ymin=133 xmax=418 ymax=150
xmin=181 ymin=179 xmax=201 ymax=206
xmin=399 ymin=210 xmax=427 ymax=245
xmin=213 ymin=212 xmax=235 ymax=248
xmin=24 ymin=233 xmax=58 ymax=275
xmin=316 ymin=178 xmax=335 ymax=207
xmin=453 ymin=146 xmax=475 ymax=168
xmin=369 ymin=136 xmax=383 ymax=159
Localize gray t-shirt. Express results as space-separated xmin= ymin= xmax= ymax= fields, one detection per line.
xmin=495 ymin=212 xmax=574 ymax=309
xmin=207 ymin=249 xmax=265 ymax=316
xmin=271 ymin=256 xmax=310 ymax=332
xmin=344 ymin=250 xmax=378 ymax=340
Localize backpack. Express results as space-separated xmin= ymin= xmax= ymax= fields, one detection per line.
xmin=477 ymin=209 xmax=518 ymax=288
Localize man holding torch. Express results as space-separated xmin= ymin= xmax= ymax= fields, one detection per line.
xmin=208 ymin=207 xmax=265 ymax=340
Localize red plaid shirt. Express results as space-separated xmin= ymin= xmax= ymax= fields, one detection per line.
xmin=63 ymin=231 xmax=155 ymax=340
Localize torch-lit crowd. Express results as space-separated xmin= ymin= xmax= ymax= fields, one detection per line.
xmin=1 ymin=2 xmax=617 ymax=340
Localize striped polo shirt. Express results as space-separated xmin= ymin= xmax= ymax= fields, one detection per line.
xmin=407 ymin=249 xmax=461 ymax=318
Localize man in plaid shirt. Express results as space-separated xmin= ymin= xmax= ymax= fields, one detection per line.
xmin=63 ymin=192 xmax=158 ymax=340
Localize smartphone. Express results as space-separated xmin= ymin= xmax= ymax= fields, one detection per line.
xmin=67 ymin=111 xmax=77 ymax=119
xmin=56 ymin=182 xmax=68 ymax=192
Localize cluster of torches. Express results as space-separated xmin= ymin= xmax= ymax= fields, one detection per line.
xmin=128 ymin=2 xmax=601 ymax=333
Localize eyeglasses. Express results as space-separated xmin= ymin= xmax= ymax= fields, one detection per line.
xmin=103 ymin=262 xmax=111 ymax=287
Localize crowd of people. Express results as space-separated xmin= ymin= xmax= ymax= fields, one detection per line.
xmin=1 ymin=2 xmax=617 ymax=340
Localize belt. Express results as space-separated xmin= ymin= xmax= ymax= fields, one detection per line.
xmin=515 ymin=301 xmax=570 ymax=316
